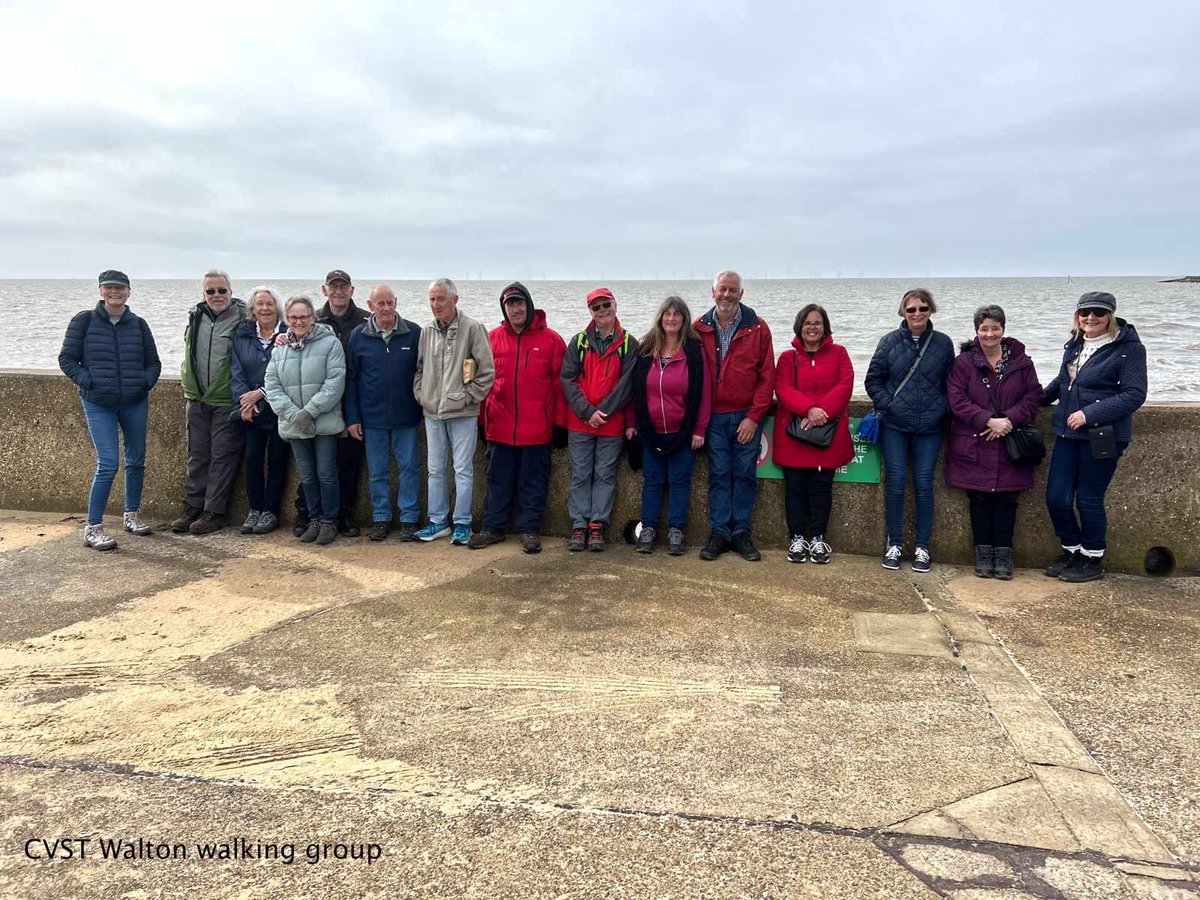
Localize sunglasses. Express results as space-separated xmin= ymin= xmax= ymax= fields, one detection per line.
xmin=1078 ymin=308 xmax=1110 ymax=318
xmin=905 ymin=305 xmax=930 ymax=314
xmin=589 ymin=301 xmax=613 ymax=311
xmin=205 ymin=287 xmax=229 ymax=296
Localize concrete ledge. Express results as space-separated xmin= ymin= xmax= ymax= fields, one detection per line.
xmin=3 ymin=369 xmax=1197 ymax=574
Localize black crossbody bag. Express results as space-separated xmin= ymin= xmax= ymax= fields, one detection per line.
xmin=785 ymin=349 xmax=839 ymax=448
xmin=982 ymin=375 xmax=1045 ymax=467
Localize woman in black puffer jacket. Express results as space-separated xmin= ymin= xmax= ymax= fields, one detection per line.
xmin=864 ymin=288 xmax=955 ymax=574
xmin=1040 ymin=292 xmax=1147 ymax=583
xmin=58 ymin=270 xmax=161 ymax=550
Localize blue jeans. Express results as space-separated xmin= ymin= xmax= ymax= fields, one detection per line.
xmin=705 ymin=411 xmax=761 ymax=539
xmin=641 ymin=435 xmax=696 ymax=530
xmin=364 ymin=425 xmax=421 ymax=524
xmin=425 ymin=417 xmax=478 ymax=526
xmin=879 ymin=424 xmax=943 ymax=548
xmin=81 ymin=397 xmax=148 ymax=525
xmin=1045 ymin=437 xmax=1124 ymax=552
xmin=290 ymin=434 xmax=339 ymax=523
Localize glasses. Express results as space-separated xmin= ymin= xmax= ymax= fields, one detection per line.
xmin=1078 ymin=308 xmax=1110 ymax=318
xmin=905 ymin=306 xmax=930 ymax=314
xmin=205 ymin=287 xmax=229 ymax=296
xmin=286 ymin=314 xmax=312 ymax=323
xmin=589 ymin=301 xmax=613 ymax=311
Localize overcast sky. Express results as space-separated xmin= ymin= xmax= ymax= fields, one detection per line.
xmin=2 ymin=1 xmax=1198 ymax=279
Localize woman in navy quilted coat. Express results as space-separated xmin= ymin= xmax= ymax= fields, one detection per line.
xmin=58 ymin=270 xmax=161 ymax=550
xmin=864 ymin=288 xmax=954 ymax=573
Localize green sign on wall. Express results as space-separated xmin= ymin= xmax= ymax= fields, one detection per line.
xmin=755 ymin=416 xmax=881 ymax=483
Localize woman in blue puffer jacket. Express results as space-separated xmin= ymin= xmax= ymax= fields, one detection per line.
xmin=58 ymin=270 xmax=161 ymax=550
xmin=864 ymin=288 xmax=955 ymax=573
xmin=1040 ymin=292 xmax=1147 ymax=583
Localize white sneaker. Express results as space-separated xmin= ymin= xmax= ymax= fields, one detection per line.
xmin=809 ymin=536 xmax=832 ymax=564
xmin=787 ymin=535 xmax=808 ymax=563
xmin=123 ymin=510 xmax=153 ymax=536
xmin=912 ymin=546 xmax=931 ymax=573
xmin=84 ymin=523 xmax=117 ymax=551
xmin=882 ymin=544 xmax=902 ymax=570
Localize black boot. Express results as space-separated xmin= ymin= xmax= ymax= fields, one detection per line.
xmin=974 ymin=544 xmax=994 ymax=578
xmin=1060 ymin=552 xmax=1104 ymax=583
xmin=993 ymin=547 xmax=1013 ymax=580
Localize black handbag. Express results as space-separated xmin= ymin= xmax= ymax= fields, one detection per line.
xmin=784 ymin=349 xmax=838 ymax=448
xmin=983 ymin=374 xmax=1045 ymax=467
xmin=1088 ymin=424 xmax=1117 ymax=459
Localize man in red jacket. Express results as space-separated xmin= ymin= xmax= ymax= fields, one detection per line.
xmin=694 ymin=270 xmax=776 ymax=561
xmin=469 ymin=282 xmax=567 ymax=554
xmin=560 ymin=287 xmax=637 ymax=551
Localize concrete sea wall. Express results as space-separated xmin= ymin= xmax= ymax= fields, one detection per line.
xmin=2 ymin=369 xmax=1197 ymax=575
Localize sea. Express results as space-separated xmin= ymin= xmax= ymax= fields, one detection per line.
xmin=3 ymin=275 xmax=1197 ymax=400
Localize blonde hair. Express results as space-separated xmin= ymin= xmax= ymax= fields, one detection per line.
xmin=1072 ymin=309 xmax=1119 ymax=339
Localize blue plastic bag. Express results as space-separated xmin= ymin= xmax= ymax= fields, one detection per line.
xmin=858 ymin=409 xmax=881 ymax=443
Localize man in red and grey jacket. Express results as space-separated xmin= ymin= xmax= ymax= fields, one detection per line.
xmin=469 ymin=282 xmax=567 ymax=554
xmin=560 ymin=287 xmax=637 ymax=552
xmin=694 ymin=270 xmax=776 ymax=561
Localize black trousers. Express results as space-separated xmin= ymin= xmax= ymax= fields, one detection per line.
xmin=243 ymin=426 xmax=290 ymax=515
xmin=481 ymin=441 xmax=551 ymax=533
xmin=782 ymin=466 xmax=835 ymax=538
xmin=295 ymin=434 xmax=363 ymax=521
xmin=967 ymin=490 xmax=1019 ymax=546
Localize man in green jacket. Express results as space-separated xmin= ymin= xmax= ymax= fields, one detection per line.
xmin=171 ymin=269 xmax=247 ymax=534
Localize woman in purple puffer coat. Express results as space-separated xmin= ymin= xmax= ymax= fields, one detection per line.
xmin=945 ymin=305 xmax=1042 ymax=579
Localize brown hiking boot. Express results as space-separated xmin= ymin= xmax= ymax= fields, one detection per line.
xmin=170 ymin=504 xmax=202 ymax=533
xmin=189 ymin=512 xmax=228 ymax=535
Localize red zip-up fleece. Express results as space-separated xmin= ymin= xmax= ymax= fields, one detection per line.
xmin=772 ymin=334 xmax=855 ymax=470
xmin=480 ymin=309 xmax=567 ymax=446
xmin=694 ymin=304 xmax=776 ymax=421
xmin=560 ymin=321 xmax=636 ymax=436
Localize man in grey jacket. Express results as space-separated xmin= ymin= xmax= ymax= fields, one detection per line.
xmin=413 ymin=277 xmax=495 ymax=545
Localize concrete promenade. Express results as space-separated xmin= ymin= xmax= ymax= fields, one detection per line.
xmin=0 ymin=511 xmax=1196 ymax=898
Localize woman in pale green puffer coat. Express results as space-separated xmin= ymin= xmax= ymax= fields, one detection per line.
xmin=264 ymin=295 xmax=346 ymax=545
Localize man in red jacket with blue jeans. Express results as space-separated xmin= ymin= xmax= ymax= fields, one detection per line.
xmin=694 ymin=270 xmax=776 ymax=561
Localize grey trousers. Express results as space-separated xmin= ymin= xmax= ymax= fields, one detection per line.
xmin=184 ymin=400 xmax=244 ymax=515
xmin=568 ymin=431 xmax=623 ymax=528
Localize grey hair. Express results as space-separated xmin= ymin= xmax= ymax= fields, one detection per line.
xmin=201 ymin=268 xmax=231 ymax=290
xmin=284 ymin=294 xmax=315 ymax=317
xmin=429 ymin=277 xmax=458 ymax=297
xmin=712 ymin=270 xmax=742 ymax=290
xmin=973 ymin=304 xmax=1006 ymax=331
xmin=247 ymin=285 xmax=283 ymax=319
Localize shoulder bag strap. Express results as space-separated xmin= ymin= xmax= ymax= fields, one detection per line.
xmin=888 ymin=334 xmax=931 ymax=406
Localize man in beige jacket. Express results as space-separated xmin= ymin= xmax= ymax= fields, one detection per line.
xmin=413 ymin=277 xmax=495 ymax=544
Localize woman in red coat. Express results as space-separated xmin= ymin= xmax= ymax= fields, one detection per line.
xmin=772 ymin=304 xmax=854 ymax=563
xmin=945 ymin=305 xmax=1042 ymax=579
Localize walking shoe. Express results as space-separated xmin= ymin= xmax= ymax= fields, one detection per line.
xmin=636 ymin=525 xmax=656 ymax=554
xmin=787 ymin=535 xmax=809 ymax=564
xmin=809 ymin=535 xmax=832 ymax=565
xmin=415 ymin=521 xmax=451 ymax=542
xmin=911 ymin=546 xmax=931 ymax=573
xmin=338 ymin=516 xmax=360 ymax=537
xmin=170 ymin=504 xmax=203 ymax=534
xmin=123 ymin=510 xmax=153 ymax=536
xmin=451 ymin=525 xmax=471 ymax=545
xmin=291 ymin=516 xmax=310 ymax=537
xmin=667 ymin=527 xmax=685 ymax=556
xmin=699 ymin=533 xmax=729 ymax=561
xmin=588 ymin=522 xmax=607 ymax=552
xmin=521 ymin=533 xmax=542 ymax=554
xmin=568 ymin=528 xmax=588 ymax=552
xmin=368 ymin=521 xmax=391 ymax=541
xmin=315 ymin=522 xmax=338 ymax=546
xmin=882 ymin=544 xmax=902 ymax=570
xmin=189 ymin=512 xmax=228 ymax=535
xmin=1043 ymin=549 xmax=1076 ymax=578
xmin=83 ymin=523 xmax=117 ymax=551
xmin=731 ymin=533 xmax=761 ymax=562
xmin=468 ymin=528 xmax=505 ymax=549
xmin=974 ymin=544 xmax=994 ymax=578
xmin=240 ymin=510 xmax=262 ymax=534
xmin=993 ymin=547 xmax=1014 ymax=580
xmin=252 ymin=511 xmax=279 ymax=534
xmin=1060 ymin=553 xmax=1104 ymax=583
xmin=298 ymin=521 xmax=321 ymax=543
xmin=396 ymin=521 xmax=419 ymax=542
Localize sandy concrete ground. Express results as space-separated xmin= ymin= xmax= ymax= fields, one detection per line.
xmin=0 ymin=511 xmax=1196 ymax=899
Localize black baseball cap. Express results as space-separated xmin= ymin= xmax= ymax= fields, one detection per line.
xmin=324 ymin=269 xmax=352 ymax=285
xmin=98 ymin=270 xmax=130 ymax=288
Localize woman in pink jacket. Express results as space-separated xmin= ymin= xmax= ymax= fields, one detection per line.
xmin=626 ymin=296 xmax=712 ymax=556
xmin=772 ymin=304 xmax=855 ymax=564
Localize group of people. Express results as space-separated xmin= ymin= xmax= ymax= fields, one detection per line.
xmin=59 ymin=269 xmax=1147 ymax=582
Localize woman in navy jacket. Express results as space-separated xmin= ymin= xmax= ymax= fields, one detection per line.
xmin=864 ymin=288 xmax=954 ymax=573
xmin=1041 ymin=292 xmax=1147 ymax=583
xmin=230 ymin=286 xmax=289 ymax=535
xmin=58 ymin=270 xmax=161 ymax=550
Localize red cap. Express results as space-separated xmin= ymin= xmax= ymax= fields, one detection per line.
xmin=586 ymin=287 xmax=614 ymax=307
